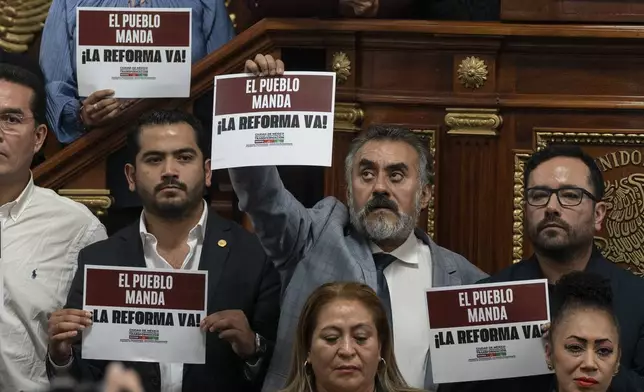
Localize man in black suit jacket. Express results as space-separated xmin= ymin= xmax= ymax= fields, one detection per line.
xmin=440 ymin=145 xmax=644 ymax=392
xmin=45 ymin=109 xmax=281 ymax=392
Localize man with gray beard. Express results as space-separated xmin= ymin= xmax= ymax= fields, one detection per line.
xmin=231 ymin=51 xmax=487 ymax=392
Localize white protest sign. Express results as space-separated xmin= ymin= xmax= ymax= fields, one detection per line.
xmin=82 ymin=265 xmax=207 ymax=364
xmin=76 ymin=7 xmax=192 ymax=98
xmin=211 ymin=71 xmax=336 ymax=169
xmin=427 ymin=279 xmax=552 ymax=383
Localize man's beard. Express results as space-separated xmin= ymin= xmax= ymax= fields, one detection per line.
xmin=138 ymin=176 xmax=204 ymax=220
xmin=348 ymin=189 xmax=421 ymax=244
xmin=528 ymin=212 xmax=595 ymax=263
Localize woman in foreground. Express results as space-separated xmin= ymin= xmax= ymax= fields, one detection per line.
xmin=280 ymin=282 xmax=424 ymax=392
xmin=546 ymin=271 xmax=621 ymax=392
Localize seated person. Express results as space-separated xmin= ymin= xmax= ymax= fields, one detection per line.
xmin=280 ymin=281 xmax=424 ymax=392
xmin=546 ymin=271 xmax=621 ymax=392
xmin=0 ymin=62 xmax=107 ymax=392
xmin=46 ymin=109 xmax=281 ymax=392
xmin=40 ymin=0 xmax=235 ymax=144
xmin=245 ymin=0 xmax=499 ymax=20
xmin=439 ymin=145 xmax=644 ymax=392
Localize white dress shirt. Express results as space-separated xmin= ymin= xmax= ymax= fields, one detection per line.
xmin=0 ymin=175 xmax=108 ymax=392
xmin=139 ymin=200 xmax=208 ymax=392
xmin=371 ymin=231 xmax=433 ymax=389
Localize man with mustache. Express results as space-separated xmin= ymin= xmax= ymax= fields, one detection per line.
xmin=46 ymin=109 xmax=281 ymax=392
xmin=230 ymin=54 xmax=487 ymax=392
xmin=440 ymin=144 xmax=644 ymax=392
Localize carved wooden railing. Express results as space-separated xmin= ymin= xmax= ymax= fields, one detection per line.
xmin=34 ymin=19 xmax=644 ymax=274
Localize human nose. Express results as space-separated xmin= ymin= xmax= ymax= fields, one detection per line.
xmin=161 ymin=158 xmax=180 ymax=177
xmin=580 ymin=351 xmax=599 ymax=372
xmin=373 ymin=171 xmax=390 ymax=194
xmin=337 ymin=336 xmax=357 ymax=358
xmin=544 ymin=191 xmax=562 ymax=212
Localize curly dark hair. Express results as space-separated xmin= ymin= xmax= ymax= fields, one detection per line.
xmin=550 ymin=271 xmax=618 ymax=337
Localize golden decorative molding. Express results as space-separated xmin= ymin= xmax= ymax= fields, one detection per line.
xmin=445 ymin=108 xmax=503 ymax=136
xmin=331 ymin=51 xmax=351 ymax=84
xmin=414 ymin=129 xmax=437 ymax=240
xmin=0 ymin=0 xmax=51 ymax=53
xmin=58 ymin=189 xmax=113 ymax=217
xmin=535 ymin=130 xmax=644 ymax=150
xmin=334 ymin=102 xmax=364 ymax=132
xmin=512 ymin=152 xmax=530 ymax=264
xmin=457 ymin=56 xmax=488 ymax=90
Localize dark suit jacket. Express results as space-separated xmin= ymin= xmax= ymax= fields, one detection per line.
xmin=439 ymin=247 xmax=644 ymax=392
xmin=244 ymin=0 xmax=499 ymax=20
xmin=46 ymin=209 xmax=281 ymax=392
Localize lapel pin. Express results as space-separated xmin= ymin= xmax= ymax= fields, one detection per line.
xmin=218 ymin=239 xmax=227 ymax=248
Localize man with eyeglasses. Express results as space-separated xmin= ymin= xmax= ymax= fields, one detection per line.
xmin=440 ymin=144 xmax=644 ymax=392
xmin=0 ymin=63 xmax=107 ymax=391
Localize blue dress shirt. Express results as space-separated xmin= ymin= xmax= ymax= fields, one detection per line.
xmin=40 ymin=0 xmax=235 ymax=144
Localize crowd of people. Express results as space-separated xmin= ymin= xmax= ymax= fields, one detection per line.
xmin=0 ymin=1 xmax=643 ymax=391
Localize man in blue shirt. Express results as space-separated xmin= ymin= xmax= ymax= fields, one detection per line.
xmin=40 ymin=0 xmax=235 ymax=144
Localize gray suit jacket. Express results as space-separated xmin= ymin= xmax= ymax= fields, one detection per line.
xmin=229 ymin=166 xmax=488 ymax=392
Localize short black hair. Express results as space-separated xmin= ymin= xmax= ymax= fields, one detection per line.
xmin=550 ymin=271 xmax=619 ymax=340
xmin=126 ymin=109 xmax=210 ymax=165
xmin=0 ymin=62 xmax=46 ymax=126
xmin=524 ymin=144 xmax=605 ymax=200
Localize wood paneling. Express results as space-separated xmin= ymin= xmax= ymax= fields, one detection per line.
xmin=502 ymin=0 xmax=644 ymax=23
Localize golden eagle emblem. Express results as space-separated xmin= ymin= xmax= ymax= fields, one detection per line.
xmin=595 ymin=173 xmax=644 ymax=276
xmin=0 ymin=0 xmax=52 ymax=53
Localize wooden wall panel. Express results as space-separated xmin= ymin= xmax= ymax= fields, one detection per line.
xmin=501 ymin=0 xmax=644 ymax=22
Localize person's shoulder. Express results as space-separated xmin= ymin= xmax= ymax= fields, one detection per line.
xmin=605 ymin=259 xmax=644 ymax=290
xmin=478 ymin=261 xmax=527 ymax=284
xmin=33 ymin=186 xmax=102 ymax=226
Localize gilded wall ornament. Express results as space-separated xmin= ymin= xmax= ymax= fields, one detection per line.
xmin=0 ymin=0 xmax=51 ymax=53
xmin=331 ymin=52 xmax=351 ymax=84
xmin=457 ymin=56 xmax=488 ymax=90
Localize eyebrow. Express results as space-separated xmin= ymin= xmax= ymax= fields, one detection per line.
xmin=0 ymin=108 xmax=25 ymax=115
xmin=567 ymin=335 xmax=613 ymax=344
xmin=319 ymin=323 xmax=373 ymax=332
xmin=358 ymin=159 xmax=409 ymax=173
xmin=141 ymin=148 xmax=198 ymax=159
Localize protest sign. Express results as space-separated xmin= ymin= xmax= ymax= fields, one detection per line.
xmin=427 ymin=279 xmax=552 ymax=383
xmin=211 ymin=71 xmax=336 ymax=169
xmin=82 ymin=265 xmax=207 ymax=364
xmin=76 ymin=7 xmax=192 ymax=98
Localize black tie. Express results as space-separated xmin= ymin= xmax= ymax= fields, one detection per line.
xmin=373 ymin=253 xmax=397 ymax=331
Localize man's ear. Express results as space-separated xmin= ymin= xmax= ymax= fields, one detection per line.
xmin=420 ymin=184 xmax=431 ymax=209
xmin=33 ymin=124 xmax=47 ymax=154
xmin=204 ymin=159 xmax=212 ymax=188
xmin=124 ymin=163 xmax=136 ymax=192
xmin=594 ymin=201 xmax=607 ymax=232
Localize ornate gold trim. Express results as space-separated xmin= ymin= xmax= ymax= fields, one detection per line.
xmin=58 ymin=189 xmax=113 ymax=217
xmin=331 ymin=52 xmax=351 ymax=84
xmin=445 ymin=108 xmax=503 ymax=136
xmin=334 ymin=103 xmax=364 ymax=132
xmin=512 ymin=152 xmax=531 ymax=264
xmin=457 ymin=56 xmax=488 ymax=90
xmin=413 ymin=129 xmax=438 ymax=240
xmin=535 ymin=130 xmax=644 ymax=150
xmin=0 ymin=0 xmax=51 ymax=52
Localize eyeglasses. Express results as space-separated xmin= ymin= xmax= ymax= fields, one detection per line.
xmin=0 ymin=113 xmax=34 ymax=131
xmin=525 ymin=186 xmax=597 ymax=207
